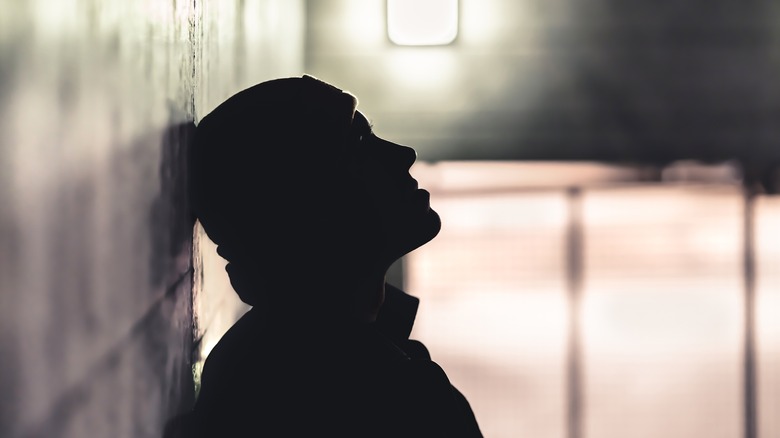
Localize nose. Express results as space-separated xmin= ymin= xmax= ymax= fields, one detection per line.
xmin=398 ymin=144 xmax=417 ymax=170
xmin=377 ymin=137 xmax=417 ymax=170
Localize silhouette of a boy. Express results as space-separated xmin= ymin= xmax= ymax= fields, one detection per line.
xmin=185 ymin=75 xmax=482 ymax=437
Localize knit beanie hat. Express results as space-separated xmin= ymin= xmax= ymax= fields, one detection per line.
xmin=191 ymin=75 xmax=359 ymax=252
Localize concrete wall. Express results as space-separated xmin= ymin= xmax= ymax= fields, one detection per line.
xmin=305 ymin=0 xmax=780 ymax=169
xmin=0 ymin=1 xmax=304 ymax=437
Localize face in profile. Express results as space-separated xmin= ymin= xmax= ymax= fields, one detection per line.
xmin=192 ymin=76 xmax=440 ymax=285
xmin=344 ymin=110 xmax=441 ymax=268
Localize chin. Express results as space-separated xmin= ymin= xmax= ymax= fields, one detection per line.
xmin=421 ymin=208 xmax=442 ymax=244
xmin=390 ymin=208 xmax=442 ymax=258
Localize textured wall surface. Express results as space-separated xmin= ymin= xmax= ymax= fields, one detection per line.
xmin=0 ymin=1 xmax=303 ymax=437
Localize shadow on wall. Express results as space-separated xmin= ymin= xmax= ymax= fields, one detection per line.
xmin=149 ymin=121 xmax=199 ymax=288
xmin=0 ymin=119 xmax=198 ymax=438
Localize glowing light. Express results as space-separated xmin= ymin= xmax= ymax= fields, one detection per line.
xmin=340 ymin=0 xmax=386 ymax=48
xmin=386 ymin=48 xmax=457 ymax=90
xmin=387 ymin=0 xmax=458 ymax=46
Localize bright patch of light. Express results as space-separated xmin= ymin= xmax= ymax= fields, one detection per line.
xmin=412 ymin=290 xmax=567 ymax=360
xmin=32 ymin=0 xmax=79 ymax=37
xmin=192 ymin=224 xmax=251 ymax=392
xmin=582 ymin=289 xmax=743 ymax=355
xmin=757 ymin=197 xmax=780 ymax=351
xmin=340 ymin=0 xmax=386 ymax=48
xmin=386 ymin=48 xmax=457 ymax=90
xmin=387 ymin=0 xmax=458 ymax=46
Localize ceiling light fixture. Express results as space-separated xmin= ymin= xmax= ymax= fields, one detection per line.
xmin=387 ymin=0 xmax=458 ymax=46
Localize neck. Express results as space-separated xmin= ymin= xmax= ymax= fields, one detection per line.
xmin=226 ymin=260 xmax=389 ymax=325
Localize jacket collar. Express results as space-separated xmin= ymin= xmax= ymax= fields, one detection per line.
xmin=375 ymin=283 xmax=420 ymax=343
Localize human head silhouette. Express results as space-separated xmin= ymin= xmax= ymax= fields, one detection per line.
xmin=191 ymin=75 xmax=440 ymax=317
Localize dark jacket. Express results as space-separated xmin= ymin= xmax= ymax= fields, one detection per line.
xmin=171 ymin=285 xmax=482 ymax=437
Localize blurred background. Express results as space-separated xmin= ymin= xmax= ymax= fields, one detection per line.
xmin=1 ymin=0 xmax=779 ymax=437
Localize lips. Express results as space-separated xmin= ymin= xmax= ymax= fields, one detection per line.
xmin=414 ymin=188 xmax=431 ymax=209
xmin=384 ymin=176 xmax=424 ymax=204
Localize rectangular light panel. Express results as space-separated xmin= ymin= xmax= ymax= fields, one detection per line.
xmin=387 ymin=0 xmax=458 ymax=46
